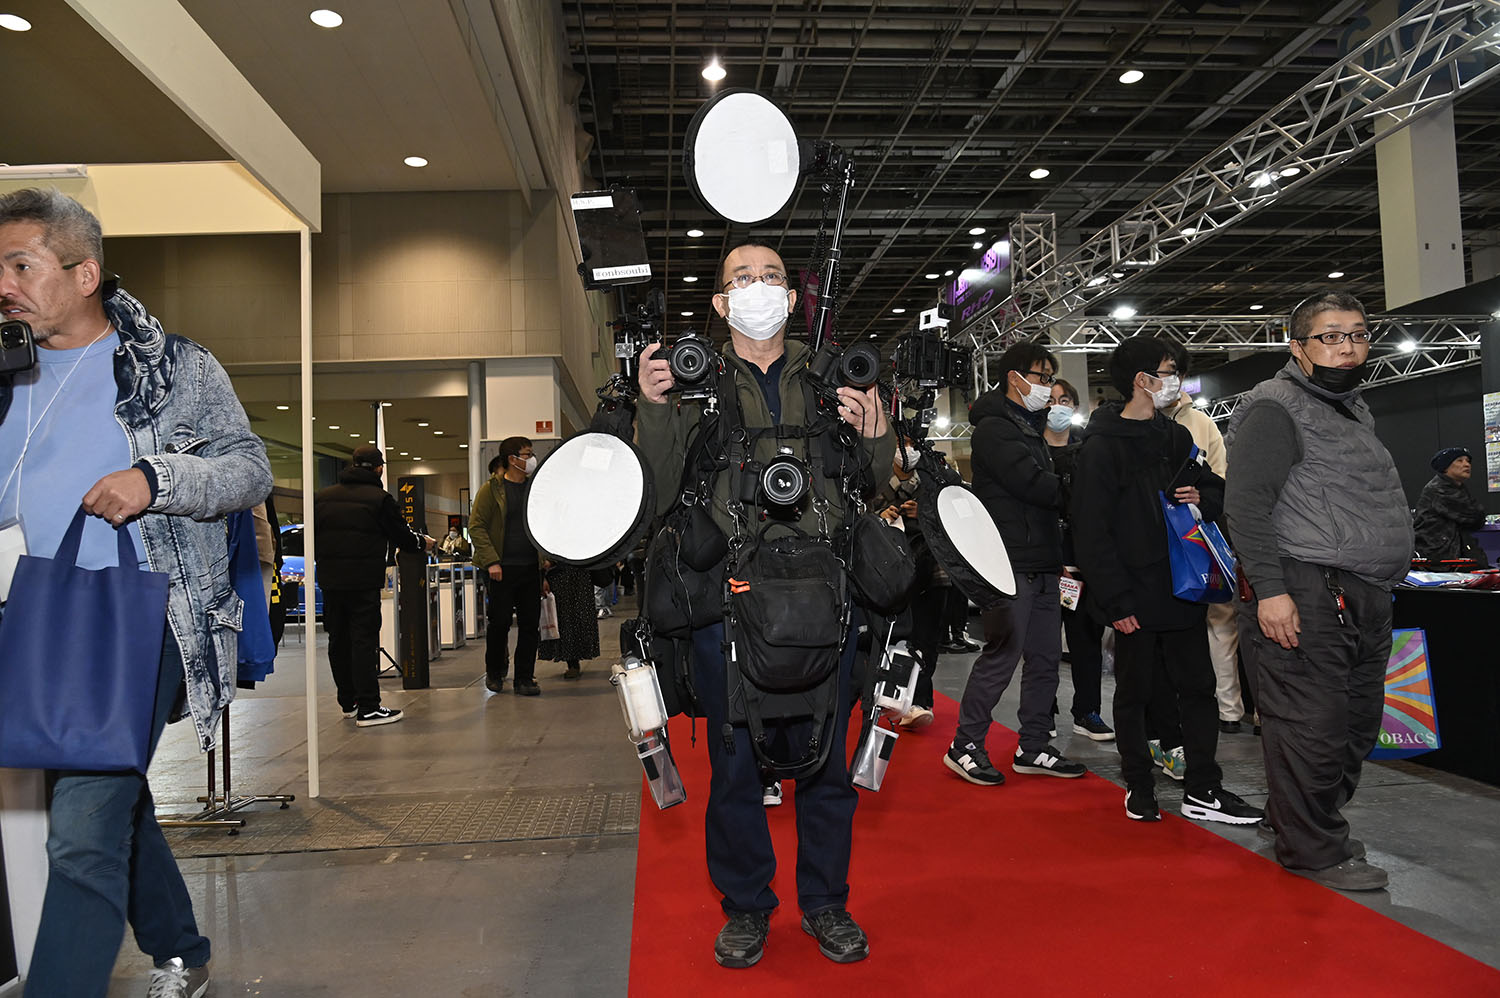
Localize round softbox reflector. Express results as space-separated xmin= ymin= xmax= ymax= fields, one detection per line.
xmin=684 ymin=89 xmax=801 ymax=224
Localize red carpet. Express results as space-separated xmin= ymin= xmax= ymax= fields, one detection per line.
xmin=629 ymin=693 xmax=1500 ymax=996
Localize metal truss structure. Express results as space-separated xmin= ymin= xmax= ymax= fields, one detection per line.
xmin=970 ymin=0 xmax=1500 ymax=354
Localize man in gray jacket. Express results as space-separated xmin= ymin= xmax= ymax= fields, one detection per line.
xmin=0 ymin=188 xmax=271 ymax=997
xmin=1225 ymin=291 xmax=1412 ymax=892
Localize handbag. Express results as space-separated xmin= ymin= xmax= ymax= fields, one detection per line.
xmin=539 ymin=591 xmax=561 ymax=641
xmin=0 ymin=507 xmax=169 ymax=772
xmin=1160 ymin=493 xmax=1235 ymax=604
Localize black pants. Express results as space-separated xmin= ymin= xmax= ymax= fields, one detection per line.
xmin=909 ymin=583 xmax=949 ymax=709
xmin=1062 ymin=603 xmax=1103 ymax=718
xmin=486 ymin=563 xmax=542 ymax=684
xmin=956 ymin=573 xmax=1061 ymax=754
xmin=943 ymin=586 xmax=970 ymax=641
xmin=1239 ymin=558 xmax=1391 ymax=871
xmin=692 ymin=620 xmax=859 ymax=917
xmin=323 ymin=587 xmax=384 ymax=713
xmin=1113 ymin=622 xmax=1221 ymax=797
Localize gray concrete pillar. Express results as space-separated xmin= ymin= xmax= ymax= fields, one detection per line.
xmin=1377 ymin=104 xmax=1465 ymax=308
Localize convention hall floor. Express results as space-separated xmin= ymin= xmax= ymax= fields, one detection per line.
xmin=105 ymin=599 xmax=1500 ymax=996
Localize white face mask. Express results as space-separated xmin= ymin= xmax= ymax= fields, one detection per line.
xmin=1011 ymin=372 xmax=1052 ymax=412
xmin=722 ymin=282 xmax=791 ymax=341
xmin=522 ymin=455 xmax=538 ymax=475
xmin=1148 ymin=374 xmax=1181 ymax=410
xmin=1046 ymin=405 xmax=1074 ymax=432
xmin=899 ymin=445 xmax=922 ymax=470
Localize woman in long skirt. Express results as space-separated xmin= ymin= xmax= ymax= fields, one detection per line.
xmin=539 ymin=563 xmax=601 ymax=678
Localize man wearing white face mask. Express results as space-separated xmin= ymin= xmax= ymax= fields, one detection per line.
xmin=948 ymin=342 xmax=1088 ymax=786
xmin=470 ymin=437 xmax=545 ymax=695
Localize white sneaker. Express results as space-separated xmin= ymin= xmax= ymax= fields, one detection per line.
xmin=148 ymin=957 xmax=210 ymax=998
xmin=762 ymin=781 xmax=783 ymax=806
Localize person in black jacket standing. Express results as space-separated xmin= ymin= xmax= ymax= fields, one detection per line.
xmin=314 ymin=446 xmax=434 ymax=726
xmin=1073 ymin=337 xmax=1261 ymax=825
xmin=946 ymin=342 xmax=1088 ymax=786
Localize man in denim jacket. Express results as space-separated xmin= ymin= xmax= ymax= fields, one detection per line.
xmin=0 ymin=188 xmax=271 ymax=998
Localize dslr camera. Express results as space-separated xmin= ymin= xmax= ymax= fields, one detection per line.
xmin=1 ymin=320 xmax=37 ymax=375
xmin=807 ymin=339 xmax=881 ymax=392
xmin=662 ymin=329 xmax=721 ymax=402
xmin=737 ymin=445 xmax=812 ymax=511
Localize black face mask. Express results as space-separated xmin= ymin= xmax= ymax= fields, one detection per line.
xmin=1307 ymin=361 xmax=1367 ymax=394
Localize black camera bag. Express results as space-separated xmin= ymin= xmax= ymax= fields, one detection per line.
xmin=842 ymin=513 xmax=917 ymax=616
xmin=643 ymin=515 xmax=724 ymax=638
xmin=727 ymin=526 xmax=846 ymax=693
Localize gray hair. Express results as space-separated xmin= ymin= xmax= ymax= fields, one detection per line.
xmin=0 ymin=187 xmax=104 ymax=267
xmin=1289 ymin=291 xmax=1365 ymax=341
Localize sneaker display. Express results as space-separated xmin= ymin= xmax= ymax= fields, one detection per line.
xmin=1289 ymin=857 xmax=1389 ymax=892
xmin=801 ymin=908 xmax=869 ymax=964
xmin=897 ymin=706 xmax=934 ymax=731
xmin=354 ymin=706 xmax=403 ymax=727
xmin=1071 ymin=712 xmax=1115 ymax=741
xmin=1125 ymin=788 xmax=1161 ymax=822
xmin=1181 ymin=787 xmax=1264 ymax=825
xmin=1160 ymin=745 xmax=1186 ymax=781
xmin=147 ymin=957 xmax=210 ymax=998
xmin=944 ymin=741 xmax=1005 ymax=786
xmin=1012 ymin=745 xmax=1087 ymax=778
xmin=513 ymin=679 xmax=541 ymax=696
xmin=714 ymin=911 xmax=771 ymax=968
xmin=762 ymin=780 xmax=783 ymax=807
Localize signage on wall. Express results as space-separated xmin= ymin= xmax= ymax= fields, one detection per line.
xmin=536 ymin=420 xmax=554 ymax=435
xmin=1485 ymin=391 xmax=1500 ymax=492
xmin=397 ymin=476 xmax=427 ymax=531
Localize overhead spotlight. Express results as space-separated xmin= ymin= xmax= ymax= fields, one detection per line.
xmin=686 ymin=229 xmax=705 ymax=238
xmin=309 ymin=9 xmax=343 ymax=28
xmin=1193 ymin=397 xmax=1211 ymax=408
xmin=404 ymin=156 xmax=428 ymax=168
xmin=1249 ymin=172 xmax=1275 ymax=189
xmin=0 ymin=13 xmax=32 ymax=30
xmin=972 ymin=241 xmax=984 ymax=249
xmin=1111 ymin=305 xmax=1138 ymax=320
xmin=349 ymin=432 xmax=360 ymax=438
xmin=681 ymin=310 xmax=695 ymax=317
xmin=1119 ymin=69 xmax=1144 ymax=85
xmin=1279 ymin=166 xmax=1302 ymax=178
xmin=1069 ymin=412 xmax=1085 ymax=427
xmin=1249 ymin=304 xmax=1264 ymax=311
xmin=1181 ymin=226 xmax=1198 ymax=236
xmin=381 ymin=401 xmax=393 ymax=407
xmin=933 ymin=415 xmax=950 ymax=428
xmin=400 ymin=451 xmax=409 ymax=456
xmin=368 ymin=439 xmax=375 ymax=444
xmin=1328 ymin=270 xmax=1345 ymax=279
xmin=682 ymin=275 xmax=699 ymax=283
xmin=1029 ymin=167 xmax=1051 ymax=180
xmin=925 ymin=273 xmax=940 ymax=280
xmin=276 ymin=404 xmax=290 ymax=410
xmin=328 ymin=424 xmax=341 ymax=430
xmin=1222 ymin=161 xmax=1239 ymax=172
xmin=701 ymin=57 xmax=726 ymax=82
xmin=417 ymin=421 xmax=430 ymax=427
xmin=1111 ymin=271 xmax=1126 ymax=279
xmin=1398 ymin=339 xmax=1417 ymax=353
xmin=434 ymin=430 xmax=444 ymax=436
xmin=892 ymin=307 xmax=907 ymax=314
xmin=1492 ymin=308 xmax=1500 ymax=319
xmin=414 ymin=457 xmax=423 ymax=462
xmin=1087 ymin=276 xmax=1110 ymax=288
xmin=459 ymin=443 xmax=469 ymax=449
xmin=968 ymin=227 xmax=986 ymax=236
xmin=944 ymin=270 xmax=954 ymax=277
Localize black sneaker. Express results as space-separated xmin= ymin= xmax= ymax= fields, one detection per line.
xmin=801 ymin=908 xmax=869 ymax=964
xmin=513 ymin=679 xmax=541 ymax=696
xmin=1219 ymin=719 xmax=1242 ymax=734
xmin=1289 ymin=858 xmax=1388 ymax=892
xmin=354 ymin=706 xmax=403 ymax=727
xmin=944 ymin=741 xmax=1005 ymax=786
xmin=1182 ymin=787 xmax=1264 ymax=825
xmin=1125 ymin=788 xmax=1161 ymax=821
xmin=1072 ymin=712 xmax=1115 ymax=742
xmin=714 ymin=911 xmax=771 ymax=968
xmin=1013 ymin=745 xmax=1087 ymax=778
xmin=485 ymin=676 xmax=505 ymax=694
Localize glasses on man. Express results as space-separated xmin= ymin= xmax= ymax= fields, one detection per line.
xmin=722 ymin=271 xmax=788 ymax=292
xmin=1297 ymin=330 xmax=1374 ymax=346
xmin=1021 ymin=369 xmax=1056 ymax=386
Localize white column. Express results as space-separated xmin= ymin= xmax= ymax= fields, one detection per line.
xmin=1377 ymin=104 xmax=1465 ymax=309
xmin=299 ymin=226 xmax=320 ymax=799
xmin=468 ymin=361 xmax=485 ymax=498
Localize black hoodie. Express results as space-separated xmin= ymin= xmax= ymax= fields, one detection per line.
xmin=968 ymin=388 xmax=1063 ymax=573
xmin=1071 ymin=401 xmax=1224 ymax=630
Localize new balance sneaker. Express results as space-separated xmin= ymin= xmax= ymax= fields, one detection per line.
xmin=1071 ymin=712 xmax=1115 ymax=741
xmin=762 ymin=780 xmax=783 ymax=807
xmin=944 ymin=741 xmax=1005 ymax=786
xmin=1013 ymin=745 xmax=1087 ymax=778
xmin=354 ymin=706 xmax=403 ymax=727
xmin=801 ymin=908 xmax=869 ymax=963
xmin=714 ymin=911 xmax=771 ymax=968
xmin=147 ymin=957 xmax=210 ymax=998
xmin=1160 ymin=745 xmax=1186 ymax=782
xmin=1125 ymin=788 xmax=1161 ymax=822
xmin=1181 ymin=787 xmax=1264 ymax=825
xmin=897 ymin=706 xmax=934 ymax=731
xmin=1289 ymin=858 xmax=1388 ymax=892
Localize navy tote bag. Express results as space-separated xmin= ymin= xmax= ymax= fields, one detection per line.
xmin=0 ymin=507 xmax=169 ymax=772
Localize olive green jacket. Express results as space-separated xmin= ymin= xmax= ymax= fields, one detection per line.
xmin=469 ymin=473 xmax=544 ymax=570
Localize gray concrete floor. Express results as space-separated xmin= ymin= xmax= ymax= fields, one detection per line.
xmin=105 ymin=606 xmax=1500 ymax=995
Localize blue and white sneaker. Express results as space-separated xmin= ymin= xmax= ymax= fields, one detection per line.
xmin=1071 ymin=712 xmax=1115 ymax=741
xmin=1161 ymin=745 xmax=1186 ymax=782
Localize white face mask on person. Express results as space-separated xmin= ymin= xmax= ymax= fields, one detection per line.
xmin=899 ymin=444 xmax=922 ymax=469
xmin=1046 ymin=405 xmax=1074 ymax=432
xmin=723 ymin=283 xmax=791 ymax=341
xmin=1010 ymin=372 xmax=1052 ymax=412
xmin=1147 ymin=374 xmax=1182 ymax=410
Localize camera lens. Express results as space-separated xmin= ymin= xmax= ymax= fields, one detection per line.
xmin=760 ymin=454 xmax=809 ymax=507
xmin=668 ymin=338 xmax=712 ymax=384
xmin=840 ymin=343 xmax=880 ymax=389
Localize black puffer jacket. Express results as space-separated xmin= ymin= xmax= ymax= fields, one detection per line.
xmin=313 ymin=466 xmax=427 ymax=590
xmin=968 ymin=389 xmax=1062 ymax=573
xmin=1072 ymin=403 xmax=1224 ymax=630
xmin=1413 ymin=473 xmax=1489 ymax=564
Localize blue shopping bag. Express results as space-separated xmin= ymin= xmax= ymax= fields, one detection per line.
xmin=0 ymin=507 xmax=169 ymax=772
xmin=1160 ymin=493 xmax=1236 ymax=604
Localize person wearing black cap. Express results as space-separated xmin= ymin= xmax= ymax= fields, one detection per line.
xmin=1414 ymin=447 xmax=1489 ymax=565
xmin=314 ymin=445 xmax=435 ymax=725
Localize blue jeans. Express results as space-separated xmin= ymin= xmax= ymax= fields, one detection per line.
xmin=24 ymin=634 xmax=210 ymax=998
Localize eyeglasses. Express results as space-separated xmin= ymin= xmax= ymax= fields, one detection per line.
xmin=1151 ymin=369 xmax=1178 ymax=379
xmin=1296 ymin=331 xmax=1374 ymax=346
xmin=722 ymin=271 xmax=788 ymax=292
xmin=1020 ymin=369 xmax=1056 ymax=386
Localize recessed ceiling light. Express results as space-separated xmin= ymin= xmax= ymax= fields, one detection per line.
xmin=1111 ymin=271 xmax=1126 ymax=279
xmin=925 ymin=273 xmax=940 ymax=280
xmin=349 ymin=432 xmax=359 ymax=437
xmin=1181 ymin=226 xmax=1198 ymax=236
xmin=686 ymin=229 xmax=704 ymax=238
xmin=309 ymin=9 xmax=343 ymax=29
xmin=276 ymin=404 xmax=290 ymax=410
xmin=381 ymin=401 xmax=393 ymax=407
xmin=1028 ymin=167 xmax=1051 ymax=180
xmin=1111 ymin=305 xmax=1138 ymax=320
xmin=702 ymin=57 xmax=726 ymax=82
xmin=404 ymin=156 xmax=428 ymax=168
xmin=1279 ymin=166 xmax=1302 ymax=178
xmin=1250 ymin=304 xmax=1264 ymax=311
xmin=1088 ymin=276 xmax=1109 ymax=288
xmin=328 ymin=424 xmax=341 ymax=430
xmin=0 ymin=13 xmax=32 ymax=31
xmin=414 ymin=457 xmax=423 ymax=462
xmin=1328 ymin=270 xmax=1345 ymax=279
xmin=1119 ymin=69 xmax=1144 ymax=85
xmin=682 ymin=275 xmax=699 ymax=283
xmin=892 ymin=308 xmax=907 ymax=314
xmin=417 ymin=421 xmax=430 ymax=427
xmin=400 ymin=451 xmax=409 ymax=456
xmin=972 ymin=241 xmax=983 ymax=249
xmin=434 ymin=430 xmax=444 ymax=435
xmin=968 ymin=227 xmax=986 ymax=236
xmin=368 ymin=439 xmax=375 ymax=444
xmin=681 ymin=311 xmax=695 ymax=317
xmin=944 ymin=270 xmax=954 ymax=277
xmin=459 ymin=443 xmax=469 ymax=449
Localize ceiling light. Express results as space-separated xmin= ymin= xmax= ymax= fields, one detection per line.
xmin=459 ymin=443 xmax=469 ymax=449
xmin=404 ymin=156 xmax=428 ymax=168
xmin=968 ymin=227 xmax=986 ymax=236
xmin=349 ymin=432 xmax=359 ymax=437
xmin=0 ymin=13 xmax=32 ymax=30
xmin=933 ymin=415 xmax=950 ymax=429
xmin=1181 ymin=226 xmax=1198 ymax=236
xmin=414 ymin=457 xmax=423 ymax=462
xmin=434 ymin=430 xmax=444 ymax=436
xmin=1111 ymin=305 xmax=1138 ymax=320
xmin=381 ymin=401 xmax=393 ymax=407
xmin=368 ymin=439 xmax=375 ymax=444
xmin=1279 ymin=166 xmax=1302 ymax=178
xmin=892 ymin=308 xmax=907 ymax=314
xmin=681 ymin=311 xmax=694 ymax=317
xmin=1222 ymin=161 xmax=1239 ymax=172
xmin=417 ymin=421 xmax=430 ymax=427
xmin=686 ymin=228 xmax=704 ymax=238
xmin=1087 ymin=276 xmax=1109 ymax=288
xmin=276 ymin=404 xmax=290 ymax=410
xmin=1193 ymin=397 xmax=1211 ymax=408
xmin=400 ymin=451 xmax=409 ymax=456
xmin=1111 ymin=271 xmax=1126 ymax=279
xmin=925 ymin=273 xmax=940 ymax=280
xmin=328 ymin=424 xmax=341 ymax=430
xmin=1119 ymin=69 xmax=1144 ymax=85
xmin=1250 ymin=304 xmax=1264 ymax=311
xmin=1398 ymin=339 xmax=1417 ymax=353
xmin=944 ymin=270 xmax=954 ymax=277
xmin=972 ymin=241 xmax=983 ymax=249
xmin=1249 ymin=172 xmax=1275 ymax=189
xmin=702 ymin=57 xmax=726 ymax=82
xmin=309 ymin=10 xmax=343 ymax=29
xmin=1328 ymin=270 xmax=1345 ymax=279
xmin=682 ymin=275 xmax=699 ymax=283
xmin=1028 ymin=167 xmax=1051 ymax=180
xmin=1070 ymin=413 xmax=1085 ymax=426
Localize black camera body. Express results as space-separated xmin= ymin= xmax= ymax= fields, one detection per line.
xmin=663 ymin=329 xmax=721 ymax=402
xmin=893 ymin=329 xmax=972 ymax=389
xmin=807 ymin=339 xmax=881 ymax=391
xmin=1 ymin=320 xmax=37 ymax=375
xmin=737 ymin=446 xmax=812 ymax=512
